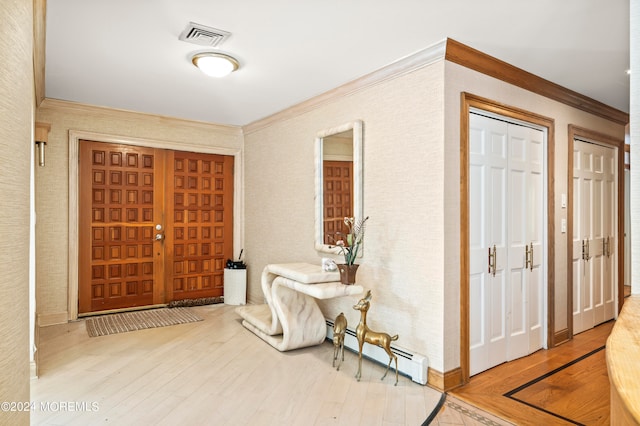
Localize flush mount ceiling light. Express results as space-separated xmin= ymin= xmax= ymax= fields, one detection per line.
xmin=192 ymin=52 xmax=239 ymax=78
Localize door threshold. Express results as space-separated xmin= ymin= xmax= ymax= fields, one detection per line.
xmin=77 ymin=304 xmax=168 ymax=318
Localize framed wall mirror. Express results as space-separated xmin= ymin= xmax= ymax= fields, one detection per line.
xmin=314 ymin=120 xmax=363 ymax=254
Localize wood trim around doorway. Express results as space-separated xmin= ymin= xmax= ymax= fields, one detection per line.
xmin=459 ymin=92 xmax=556 ymax=385
xmin=567 ymin=125 xmax=625 ymax=324
xmin=67 ymin=130 xmax=244 ymax=320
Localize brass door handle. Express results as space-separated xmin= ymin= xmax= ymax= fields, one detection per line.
xmin=488 ymin=245 xmax=496 ymax=277
xmin=604 ymin=236 xmax=611 ymax=258
xmin=582 ymin=239 xmax=590 ymax=261
xmin=586 ymin=239 xmax=590 ymax=260
xmin=525 ymin=243 xmax=533 ymax=271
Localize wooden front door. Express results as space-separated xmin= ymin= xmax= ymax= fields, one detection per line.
xmin=78 ymin=141 xmax=233 ymax=314
xmin=165 ymin=151 xmax=234 ymax=302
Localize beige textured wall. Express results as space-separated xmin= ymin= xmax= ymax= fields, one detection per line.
xmin=0 ymin=1 xmax=33 ymax=424
xmin=244 ymin=57 xmax=625 ymax=375
xmin=35 ymin=101 xmax=243 ymax=321
xmin=444 ymin=61 xmax=625 ymax=371
xmin=244 ymin=62 xmax=448 ymax=370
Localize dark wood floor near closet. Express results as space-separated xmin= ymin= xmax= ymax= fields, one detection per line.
xmin=449 ymin=320 xmax=614 ymax=426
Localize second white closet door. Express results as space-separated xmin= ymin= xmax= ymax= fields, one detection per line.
xmin=469 ymin=113 xmax=544 ymax=376
xmin=572 ymin=140 xmax=616 ymax=335
xmin=505 ymin=122 xmax=544 ymax=361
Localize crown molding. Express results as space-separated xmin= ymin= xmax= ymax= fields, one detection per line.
xmin=445 ymin=38 xmax=629 ymax=125
xmin=38 ymin=98 xmax=243 ymax=136
xmin=243 ymin=40 xmax=448 ymax=135
xmin=244 ymin=38 xmax=628 ymax=134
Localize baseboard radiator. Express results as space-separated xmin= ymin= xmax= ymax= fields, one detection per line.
xmin=326 ymin=318 xmax=429 ymax=385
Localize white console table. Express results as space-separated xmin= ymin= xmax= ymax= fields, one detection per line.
xmin=236 ymin=263 xmax=363 ymax=351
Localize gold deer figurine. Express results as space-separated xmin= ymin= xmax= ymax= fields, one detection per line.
xmin=332 ymin=313 xmax=347 ymax=370
xmin=353 ymin=290 xmax=399 ymax=385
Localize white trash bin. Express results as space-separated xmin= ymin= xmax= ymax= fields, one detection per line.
xmin=224 ymin=268 xmax=247 ymax=305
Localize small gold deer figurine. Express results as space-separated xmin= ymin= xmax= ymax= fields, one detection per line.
xmin=353 ymin=290 xmax=399 ymax=385
xmin=332 ymin=313 xmax=347 ymax=370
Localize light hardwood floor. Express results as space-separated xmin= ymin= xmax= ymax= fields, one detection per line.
xmin=31 ymin=304 xmax=443 ymax=425
xmin=445 ymin=320 xmax=614 ymax=426
xmin=32 ymin=304 xmax=615 ymax=425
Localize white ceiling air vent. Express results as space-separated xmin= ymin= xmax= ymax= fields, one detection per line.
xmin=179 ymin=22 xmax=231 ymax=47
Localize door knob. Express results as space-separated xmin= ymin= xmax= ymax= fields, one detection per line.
xmin=155 ymin=224 xmax=164 ymax=241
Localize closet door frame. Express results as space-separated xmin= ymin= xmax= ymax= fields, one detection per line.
xmin=567 ymin=125 xmax=625 ymax=337
xmin=460 ymin=92 xmax=555 ymax=385
xmin=68 ymin=130 xmax=244 ymax=321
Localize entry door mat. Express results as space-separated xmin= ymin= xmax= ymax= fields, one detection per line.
xmin=437 ymin=395 xmax=514 ymax=426
xmin=504 ymin=346 xmax=608 ymax=426
xmin=167 ymin=296 xmax=224 ymax=307
xmin=85 ymin=307 xmax=203 ymax=337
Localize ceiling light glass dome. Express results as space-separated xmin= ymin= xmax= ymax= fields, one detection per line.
xmin=192 ymin=52 xmax=239 ymax=78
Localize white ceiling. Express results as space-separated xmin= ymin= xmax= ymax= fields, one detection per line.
xmin=45 ymin=0 xmax=630 ymax=127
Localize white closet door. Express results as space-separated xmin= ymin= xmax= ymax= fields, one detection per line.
xmin=599 ymin=145 xmax=617 ymax=322
xmin=527 ymin=126 xmax=545 ymax=354
xmin=469 ymin=113 xmax=545 ymax=376
xmin=573 ymin=140 xmax=616 ymax=334
xmin=469 ymin=114 xmax=508 ymax=376
xmin=506 ymin=124 xmax=544 ymax=361
xmin=573 ymin=145 xmax=593 ymax=333
xmin=624 ymin=169 xmax=631 ymax=288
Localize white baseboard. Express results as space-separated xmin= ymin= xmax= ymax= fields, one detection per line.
xmin=326 ymin=318 xmax=429 ymax=385
xmin=30 ymin=360 xmax=38 ymax=379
